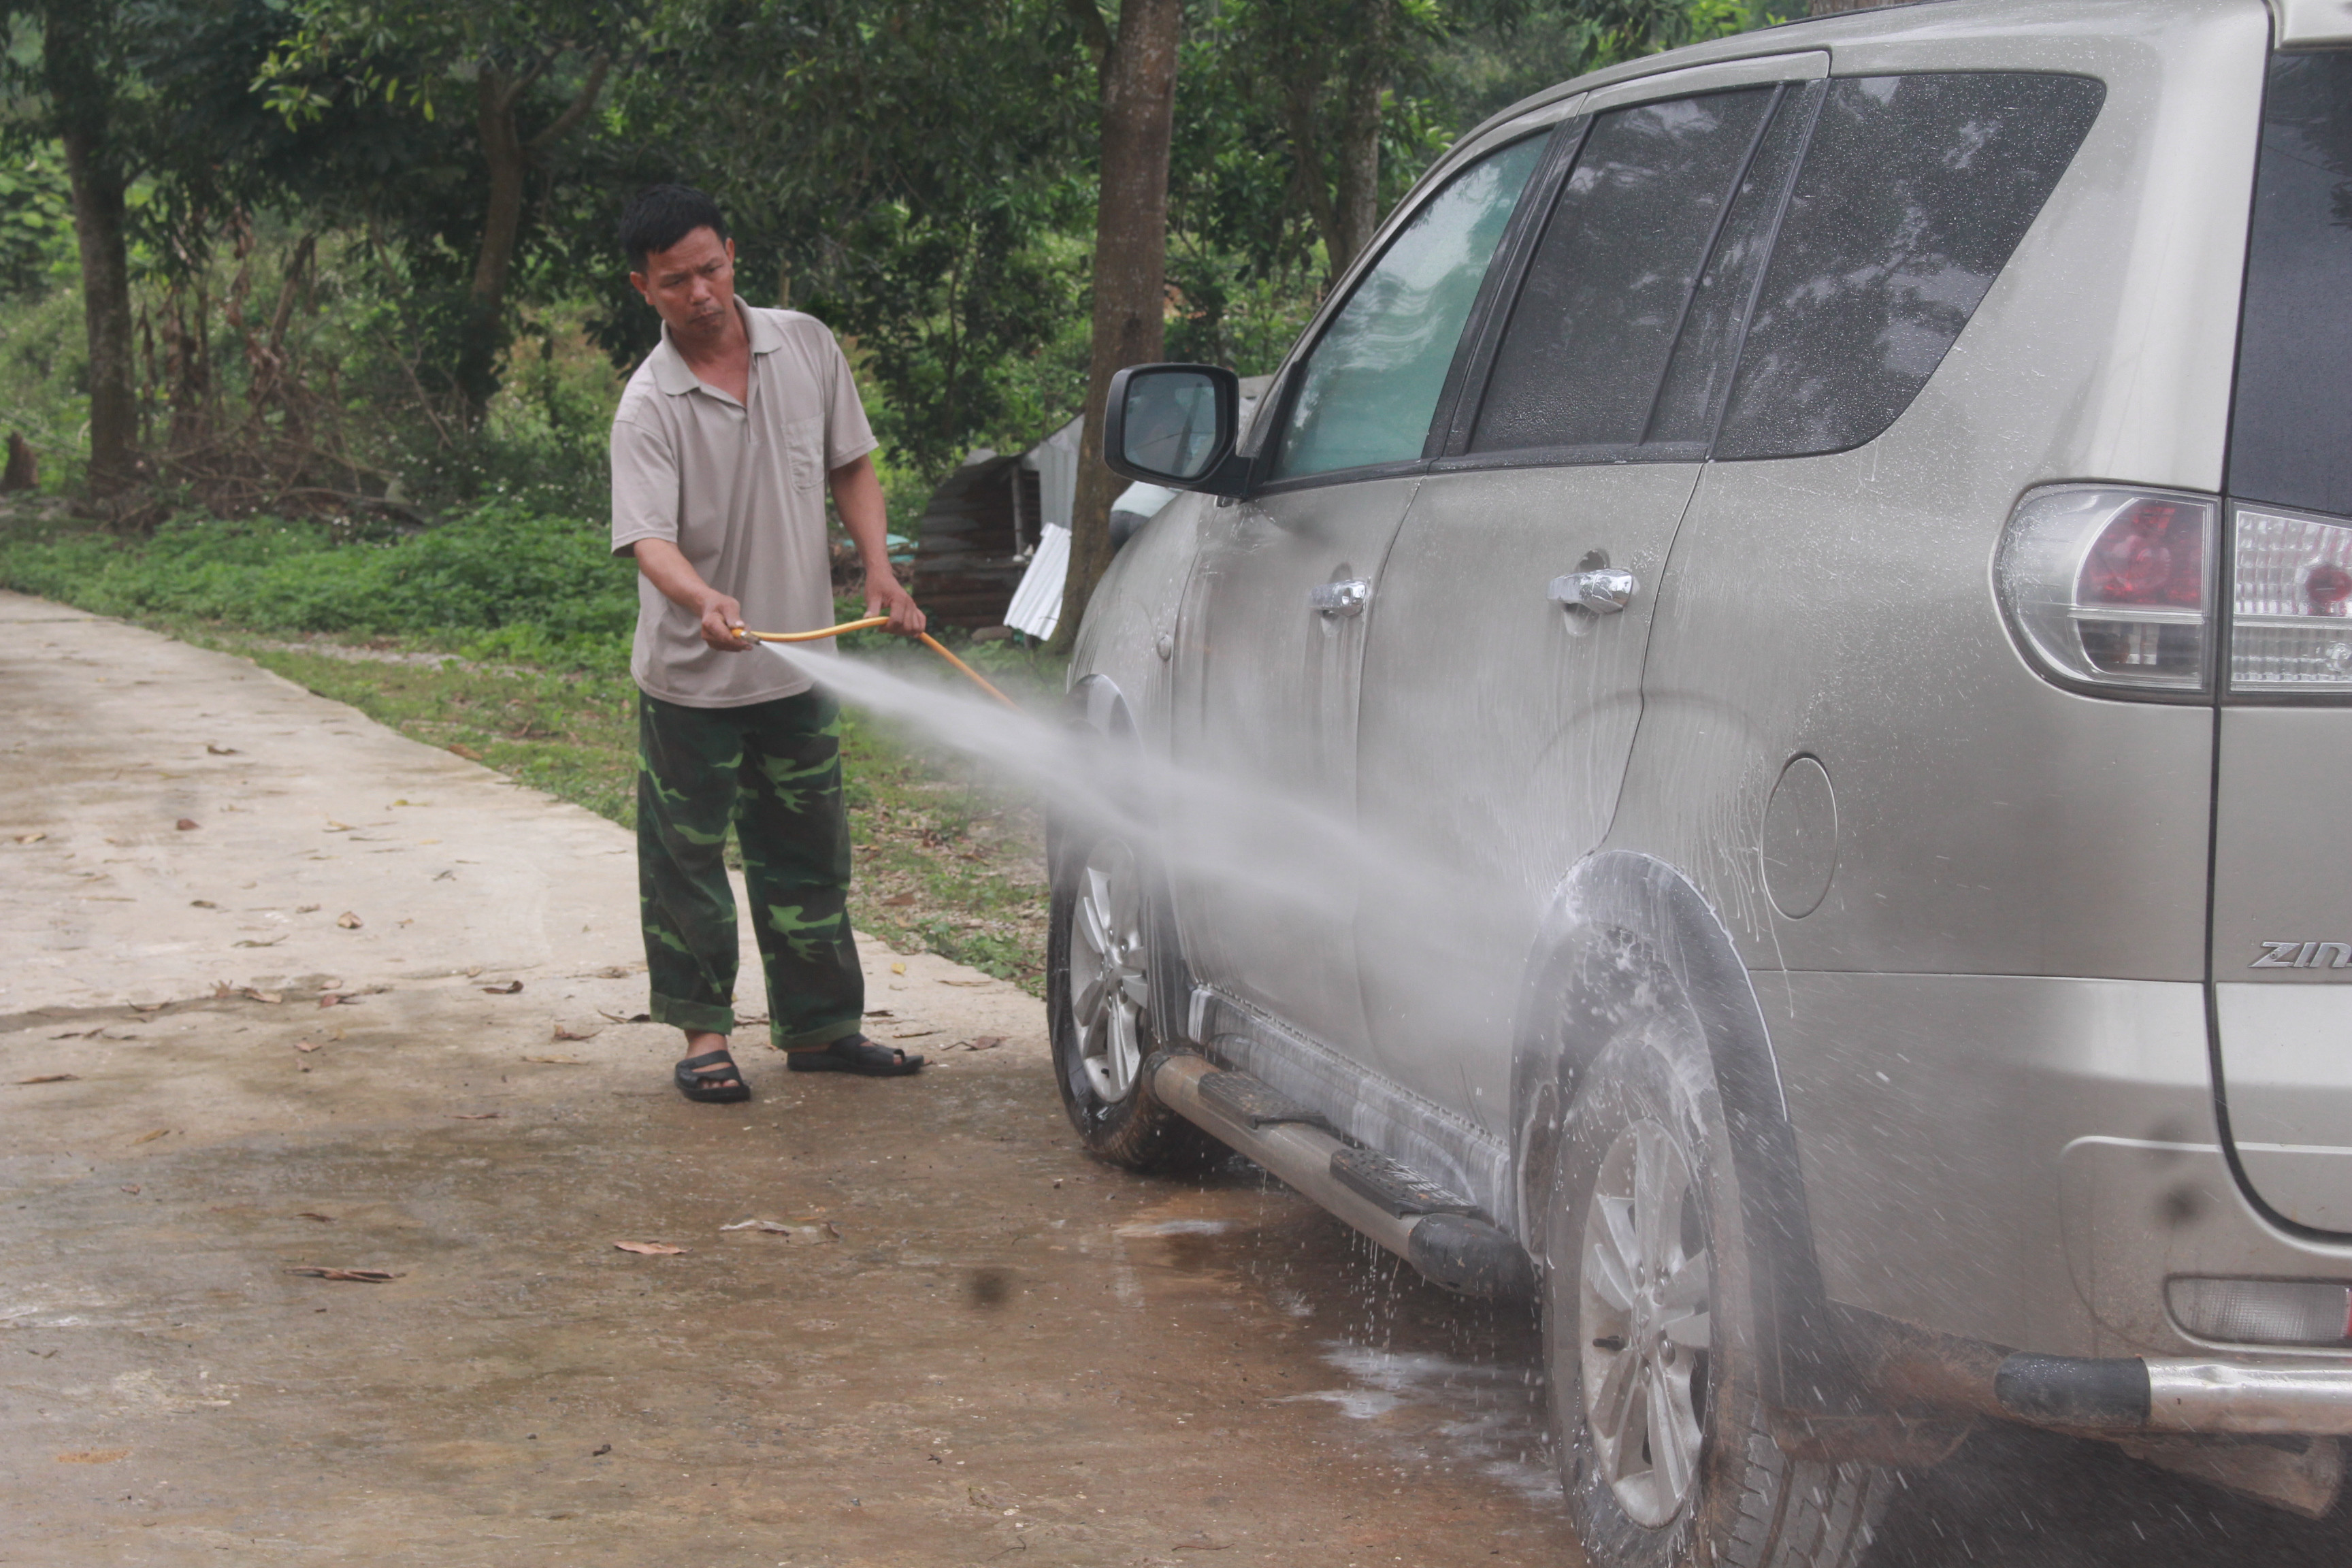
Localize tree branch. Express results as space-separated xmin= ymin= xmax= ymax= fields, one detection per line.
xmin=526 ymin=52 xmax=611 ymax=153
xmin=1062 ymin=0 xmax=1113 ymax=69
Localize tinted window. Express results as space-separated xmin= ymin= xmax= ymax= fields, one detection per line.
xmin=1716 ymin=73 xmax=2104 ymax=461
xmin=1647 ymin=84 xmax=1818 ymax=444
xmin=1471 ymin=88 xmax=1774 ymax=455
xmin=2230 ymin=52 xmax=2352 ymax=519
xmin=1272 ymin=136 xmax=1545 ymax=480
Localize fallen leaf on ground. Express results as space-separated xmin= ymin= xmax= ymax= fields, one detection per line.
xmin=449 ymin=1111 xmax=504 ymax=1120
xmin=296 ymin=903 xmax=321 ymax=913
xmin=55 ymin=1450 xmax=129 ymax=1464
xmin=890 ymin=962 xmax=906 ymax=975
xmin=285 ymin=1267 xmax=401 ymax=1283
xmin=130 ymin=1128 xmax=170 ymax=1145
xmin=594 ymin=966 xmax=630 ymax=979
xmin=206 ymin=744 xmax=239 ymax=755
xmin=880 ymin=893 xmax=916 ymax=906
xmin=317 ymin=994 xmax=342 ymax=1009
xmin=129 ymin=1001 xmax=167 ymax=1013
xmin=940 ymin=979 xmax=994 ymax=987
xmin=120 ymin=1184 xmax=140 ymax=1194
xmin=595 ymin=1008 xmax=652 ymax=1024
xmin=720 ymin=1218 xmax=841 ymax=1243
xmin=233 ymin=936 xmax=286 ymax=948
xmin=736 ymin=1013 xmax=769 ymax=1027
xmin=295 ymin=1212 xmax=335 ymax=1222
xmin=47 ymin=1029 xmax=95 ymax=1039
xmin=481 ymin=980 xmax=523 ymax=994
xmin=335 ymin=911 xmax=362 ymax=929
xmin=523 ymin=1055 xmax=583 ymax=1066
xmin=293 ymin=1040 xmax=319 ymax=1053
xmin=590 ymin=1443 xmax=612 ymax=1457
xmin=14 ymin=832 xmax=45 ymax=844
xmin=446 ymin=742 xmax=484 ymax=761
xmin=892 ymin=1028 xmax=939 ymax=1040
xmin=212 ymin=980 xmax=236 ymax=999
xmin=862 ymin=1009 xmax=894 ymax=1018
xmin=551 ymin=1026 xmax=598 ymax=1042
xmin=190 ymin=898 xmax=216 ymax=909
xmin=612 ymin=1241 xmax=686 ymax=1256
xmin=242 ymin=987 xmax=282 ymax=1004
xmin=16 ymin=1073 xmax=78 ymax=1084
xmin=176 ymin=819 xmax=199 ymax=831
xmin=324 ymin=821 xmax=351 ymax=832
xmin=949 ymin=1036 xmax=1007 ymax=1054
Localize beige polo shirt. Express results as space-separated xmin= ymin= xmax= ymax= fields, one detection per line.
xmin=610 ymin=304 xmax=878 ymax=708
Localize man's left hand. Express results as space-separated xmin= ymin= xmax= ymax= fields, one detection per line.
xmin=867 ymin=575 xmax=927 ymax=636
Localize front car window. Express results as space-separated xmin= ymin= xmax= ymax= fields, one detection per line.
xmin=1271 ymin=135 xmax=1546 ymax=482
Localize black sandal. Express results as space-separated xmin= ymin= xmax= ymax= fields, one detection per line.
xmin=674 ymin=1049 xmax=751 ymax=1102
xmin=786 ymin=1034 xmax=924 ymax=1077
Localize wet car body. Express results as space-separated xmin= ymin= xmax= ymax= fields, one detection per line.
xmin=1056 ymin=0 xmax=2352 ymax=1554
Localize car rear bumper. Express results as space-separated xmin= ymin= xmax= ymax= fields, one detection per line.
xmin=1997 ymin=1352 xmax=2352 ymax=1436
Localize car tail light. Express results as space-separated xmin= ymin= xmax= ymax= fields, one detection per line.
xmin=2168 ymin=1275 xmax=2352 ymax=1348
xmin=2230 ymin=506 xmax=2352 ymax=693
xmin=1997 ymin=487 xmax=2217 ymax=696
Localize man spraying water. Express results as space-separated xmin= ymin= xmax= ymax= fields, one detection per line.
xmin=609 ymin=183 xmax=928 ymax=1102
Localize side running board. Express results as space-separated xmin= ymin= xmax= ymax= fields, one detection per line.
xmin=1148 ymin=1051 xmax=1534 ymax=1301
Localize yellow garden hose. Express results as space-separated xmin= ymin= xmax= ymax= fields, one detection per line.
xmin=732 ymin=616 xmax=1019 ymax=708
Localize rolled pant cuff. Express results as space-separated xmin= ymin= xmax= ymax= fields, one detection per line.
xmin=651 ymin=995 xmax=736 ymax=1036
xmin=775 ymin=1017 xmax=865 ymax=1051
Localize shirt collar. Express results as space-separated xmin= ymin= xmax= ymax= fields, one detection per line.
xmin=648 ymin=300 xmax=781 ymax=397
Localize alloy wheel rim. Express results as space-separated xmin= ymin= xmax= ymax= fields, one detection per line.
xmin=1070 ymin=839 xmax=1149 ymax=1102
xmin=1578 ymin=1117 xmax=1714 ymax=1529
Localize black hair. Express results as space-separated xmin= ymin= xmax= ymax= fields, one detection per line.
xmin=618 ymin=184 xmax=730 ymax=272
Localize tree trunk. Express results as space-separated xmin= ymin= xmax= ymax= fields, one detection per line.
xmin=1050 ymin=0 xmax=1183 ymax=655
xmin=1326 ymin=1 xmax=1391 ymax=279
xmin=44 ymin=7 xmax=139 ymax=495
xmin=459 ymin=69 xmax=530 ymax=423
xmin=458 ymin=56 xmax=610 ymax=425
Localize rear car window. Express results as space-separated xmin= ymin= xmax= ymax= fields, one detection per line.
xmin=1470 ymin=88 xmax=1775 ymax=456
xmin=2229 ymin=52 xmax=2352 ymax=520
xmin=1271 ymin=135 xmax=1546 ymax=482
xmin=1714 ymin=72 xmax=2104 ymax=461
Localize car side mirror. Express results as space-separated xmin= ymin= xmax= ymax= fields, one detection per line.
xmin=1103 ymin=364 xmax=1247 ymax=497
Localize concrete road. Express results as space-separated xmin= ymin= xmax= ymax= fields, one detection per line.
xmin=0 ymin=593 xmax=1570 ymax=1567
xmin=4 ymin=591 xmax=2343 ymax=1568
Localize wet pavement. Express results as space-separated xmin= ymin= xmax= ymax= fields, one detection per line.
xmin=0 ymin=594 xmax=1571 ymax=1567
xmin=3 ymin=592 xmax=2345 ymax=1567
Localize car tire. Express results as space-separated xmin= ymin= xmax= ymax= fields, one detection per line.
xmin=1545 ymin=1010 xmax=1888 ymax=1568
xmin=1047 ymin=828 xmax=1211 ymax=1171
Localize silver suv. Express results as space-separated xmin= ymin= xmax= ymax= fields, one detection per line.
xmin=1051 ymin=0 xmax=2352 ymax=1557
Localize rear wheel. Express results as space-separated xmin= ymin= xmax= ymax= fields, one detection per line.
xmin=1047 ymin=830 xmax=1210 ymax=1171
xmin=1548 ymin=1012 xmax=1886 ymax=1568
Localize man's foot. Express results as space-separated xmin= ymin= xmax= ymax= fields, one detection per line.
xmin=674 ymin=1040 xmax=750 ymax=1103
xmin=785 ymin=1034 xmax=924 ymax=1076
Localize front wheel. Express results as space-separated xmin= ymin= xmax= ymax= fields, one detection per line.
xmin=1047 ymin=830 xmax=1211 ymax=1171
xmin=1547 ymin=1014 xmax=1887 ymax=1568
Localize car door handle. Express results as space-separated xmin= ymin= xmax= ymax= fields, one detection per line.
xmin=1309 ymin=579 xmax=1369 ymax=618
xmin=1549 ymin=568 xmax=1637 ymax=615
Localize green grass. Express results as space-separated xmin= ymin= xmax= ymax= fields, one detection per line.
xmin=3 ymin=504 xmax=1057 ymax=993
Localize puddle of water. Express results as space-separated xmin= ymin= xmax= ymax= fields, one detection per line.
xmin=1292 ymin=1340 xmax=1563 ymax=1506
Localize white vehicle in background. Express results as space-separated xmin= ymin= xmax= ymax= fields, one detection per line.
xmin=1051 ymin=1 xmax=2352 ymax=1561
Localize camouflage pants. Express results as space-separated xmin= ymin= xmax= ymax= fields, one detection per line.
xmin=636 ymin=689 xmax=864 ymax=1049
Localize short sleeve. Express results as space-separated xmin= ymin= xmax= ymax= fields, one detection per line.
xmin=819 ymin=331 xmax=879 ymax=472
xmin=610 ymin=414 xmax=679 ymax=557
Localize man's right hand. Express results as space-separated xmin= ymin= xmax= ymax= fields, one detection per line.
xmin=698 ymin=591 xmax=750 ymax=652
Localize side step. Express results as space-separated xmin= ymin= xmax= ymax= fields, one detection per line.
xmin=1149 ymin=1052 xmax=1534 ymax=1301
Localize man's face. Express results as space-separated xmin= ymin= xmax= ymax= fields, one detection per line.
xmin=630 ymin=227 xmax=736 ymax=344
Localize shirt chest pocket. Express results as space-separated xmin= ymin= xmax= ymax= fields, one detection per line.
xmin=781 ymin=415 xmax=826 ymax=494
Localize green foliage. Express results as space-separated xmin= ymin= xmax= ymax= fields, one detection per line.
xmin=0 ymin=150 xmax=72 ymax=298
xmin=0 ymin=502 xmax=638 ymax=662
